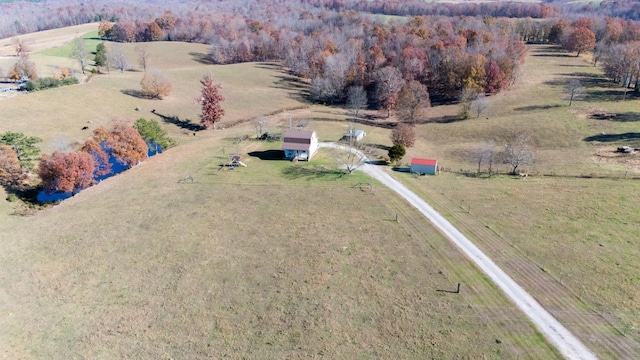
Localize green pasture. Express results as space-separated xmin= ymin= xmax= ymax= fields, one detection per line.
xmin=39 ymin=30 xmax=102 ymax=58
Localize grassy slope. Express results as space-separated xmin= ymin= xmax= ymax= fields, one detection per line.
xmin=0 ymin=31 xmax=559 ymax=358
xmin=389 ymin=45 xmax=640 ymax=357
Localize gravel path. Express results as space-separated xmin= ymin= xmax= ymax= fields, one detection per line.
xmin=320 ymin=143 xmax=598 ymax=360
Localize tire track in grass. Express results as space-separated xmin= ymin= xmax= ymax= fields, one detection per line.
xmin=374 ymin=187 xmax=561 ymax=359
xmin=405 ymin=176 xmax=638 ymax=359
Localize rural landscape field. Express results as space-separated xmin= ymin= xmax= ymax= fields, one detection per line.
xmin=0 ymin=0 xmax=639 ymax=359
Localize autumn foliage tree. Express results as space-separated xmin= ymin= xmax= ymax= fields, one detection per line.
xmin=38 ymin=151 xmax=95 ymax=194
xmin=92 ymin=122 xmax=148 ymax=168
xmin=0 ymin=144 xmax=26 ymax=190
xmin=390 ymin=123 xmax=416 ymax=148
xmin=81 ymin=139 xmax=111 ymax=177
xmin=562 ymin=27 xmax=596 ymax=56
xmin=198 ymin=73 xmax=225 ymax=129
xmin=140 ymin=69 xmax=171 ymax=99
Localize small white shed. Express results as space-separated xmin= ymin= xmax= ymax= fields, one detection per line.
xmin=346 ymin=129 xmax=366 ymax=142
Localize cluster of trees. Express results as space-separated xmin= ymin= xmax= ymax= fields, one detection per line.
xmin=39 ymin=122 xmax=148 ymax=194
xmin=319 ymin=0 xmax=556 ymax=19
xmin=0 ymin=132 xmax=42 ymax=192
xmin=0 ymin=120 xmax=175 ymax=200
xmin=208 ymin=13 xmax=526 ymax=105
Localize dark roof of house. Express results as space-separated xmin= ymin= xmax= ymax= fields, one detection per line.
xmin=283 ymin=130 xmax=315 ymax=140
xmin=411 ymin=158 xmax=437 ymax=166
xmin=282 ymin=130 xmax=316 ymax=150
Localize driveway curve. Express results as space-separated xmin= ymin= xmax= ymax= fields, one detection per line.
xmin=320 ymin=143 xmax=597 ymax=360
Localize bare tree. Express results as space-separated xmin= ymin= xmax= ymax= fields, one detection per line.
xmin=71 ymin=37 xmax=90 ymax=74
xmin=252 ymin=115 xmax=268 ymax=137
xmin=473 ymin=140 xmax=496 ymax=174
xmin=501 ymin=133 xmax=535 ymax=175
xmin=12 ymin=37 xmax=29 ymax=55
xmin=346 ymin=85 xmax=367 ymax=118
xmin=374 ymin=66 xmax=405 ymax=118
xmin=564 ymin=78 xmax=586 ymax=106
xmin=109 ymin=43 xmax=129 ymax=73
xmin=310 ymin=76 xmax=337 ymax=104
xmin=334 ymin=143 xmax=366 ymax=174
xmin=472 ymin=93 xmax=489 ymax=118
xmin=135 ymin=43 xmax=151 ymax=72
xmin=459 ymin=87 xmax=478 ymax=119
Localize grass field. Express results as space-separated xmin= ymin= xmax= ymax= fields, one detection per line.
xmin=0 ymin=27 xmax=563 ymax=358
xmin=0 ymin=24 xmax=638 ymax=359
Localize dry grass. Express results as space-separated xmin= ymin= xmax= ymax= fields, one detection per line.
xmin=0 ymin=130 xmax=560 ymax=359
xmin=0 ymin=28 xmax=560 ymax=358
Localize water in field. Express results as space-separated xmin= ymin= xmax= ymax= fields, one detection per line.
xmin=37 ymin=143 xmax=161 ymax=203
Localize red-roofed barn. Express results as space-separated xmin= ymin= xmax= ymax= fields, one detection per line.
xmin=411 ymin=158 xmax=438 ymax=175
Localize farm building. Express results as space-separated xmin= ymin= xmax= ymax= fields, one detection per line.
xmin=346 ymin=129 xmax=366 ymax=142
xmin=282 ymin=130 xmax=319 ymax=161
xmin=411 ymin=158 xmax=438 ymax=175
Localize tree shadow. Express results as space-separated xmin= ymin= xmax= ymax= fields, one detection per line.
xmin=153 ymin=111 xmax=203 ymax=131
xmin=247 ymin=150 xmax=284 ymax=160
xmin=121 ymin=89 xmax=156 ymax=99
xmin=347 ymin=116 xmax=396 ymax=129
xmin=423 ymin=115 xmax=467 ymax=124
xmin=514 ymin=104 xmax=563 ymax=111
xmin=587 ymin=90 xmax=640 ymax=102
xmin=281 ymin=165 xmax=345 ymax=180
xmin=366 ymin=143 xmax=391 ymax=152
xmin=532 ymin=53 xmax=574 ymax=58
xmin=590 ymin=112 xmax=640 ymax=122
xmin=584 ymin=132 xmax=640 ymax=143
xmin=189 ymin=52 xmax=215 ymax=64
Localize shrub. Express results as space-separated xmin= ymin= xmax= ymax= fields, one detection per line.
xmin=25 ymin=76 xmax=78 ymax=91
xmin=388 ymin=143 xmax=406 ymax=164
xmin=133 ymin=118 xmax=176 ymax=151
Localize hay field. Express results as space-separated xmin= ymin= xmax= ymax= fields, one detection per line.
xmin=0 ymin=26 xmax=560 ymax=358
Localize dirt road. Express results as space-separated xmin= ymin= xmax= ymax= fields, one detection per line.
xmin=320 ymin=143 xmax=597 ymax=360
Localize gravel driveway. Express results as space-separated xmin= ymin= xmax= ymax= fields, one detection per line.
xmin=320 ymin=142 xmax=597 ymax=360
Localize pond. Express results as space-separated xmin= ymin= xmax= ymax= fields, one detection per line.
xmin=37 ymin=143 xmax=162 ymax=203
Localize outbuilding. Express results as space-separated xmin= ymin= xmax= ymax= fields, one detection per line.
xmin=410 ymin=158 xmax=438 ymax=175
xmin=346 ymin=129 xmax=366 ymax=142
xmin=282 ymin=130 xmax=319 ymax=161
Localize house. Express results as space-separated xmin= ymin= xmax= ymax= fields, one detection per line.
xmin=282 ymin=130 xmax=318 ymax=161
xmin=346 ymin=129 xmax=366 ymax=142
xmin=410 ymin=158 xmax=438 ymax=175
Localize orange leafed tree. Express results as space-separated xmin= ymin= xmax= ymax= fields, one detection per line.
xmin=98 ymin=20 xmax=113 ymax=38
xmin=81 ymin=139 xmax=111 ymax=177
xmin=198 ymin=74 xmax=225 ymax=129
xmin=38 ymin=151 xmax=95 ymax=194
xmin=564 ymin=27 xmax=596 ymax=56
xmin=0 ymin=144 xmax=26 ymax=189
xmin=93 ymin=122 xmax=148 ymax=168
xmin=390 ymin=122 xmax=416 ymax=148
xmin=140 ymin=69 xmax=172 ymax=99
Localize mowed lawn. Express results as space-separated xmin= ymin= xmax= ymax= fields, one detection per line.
xmin=0 ymin=30 xmax=560 ymax=358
